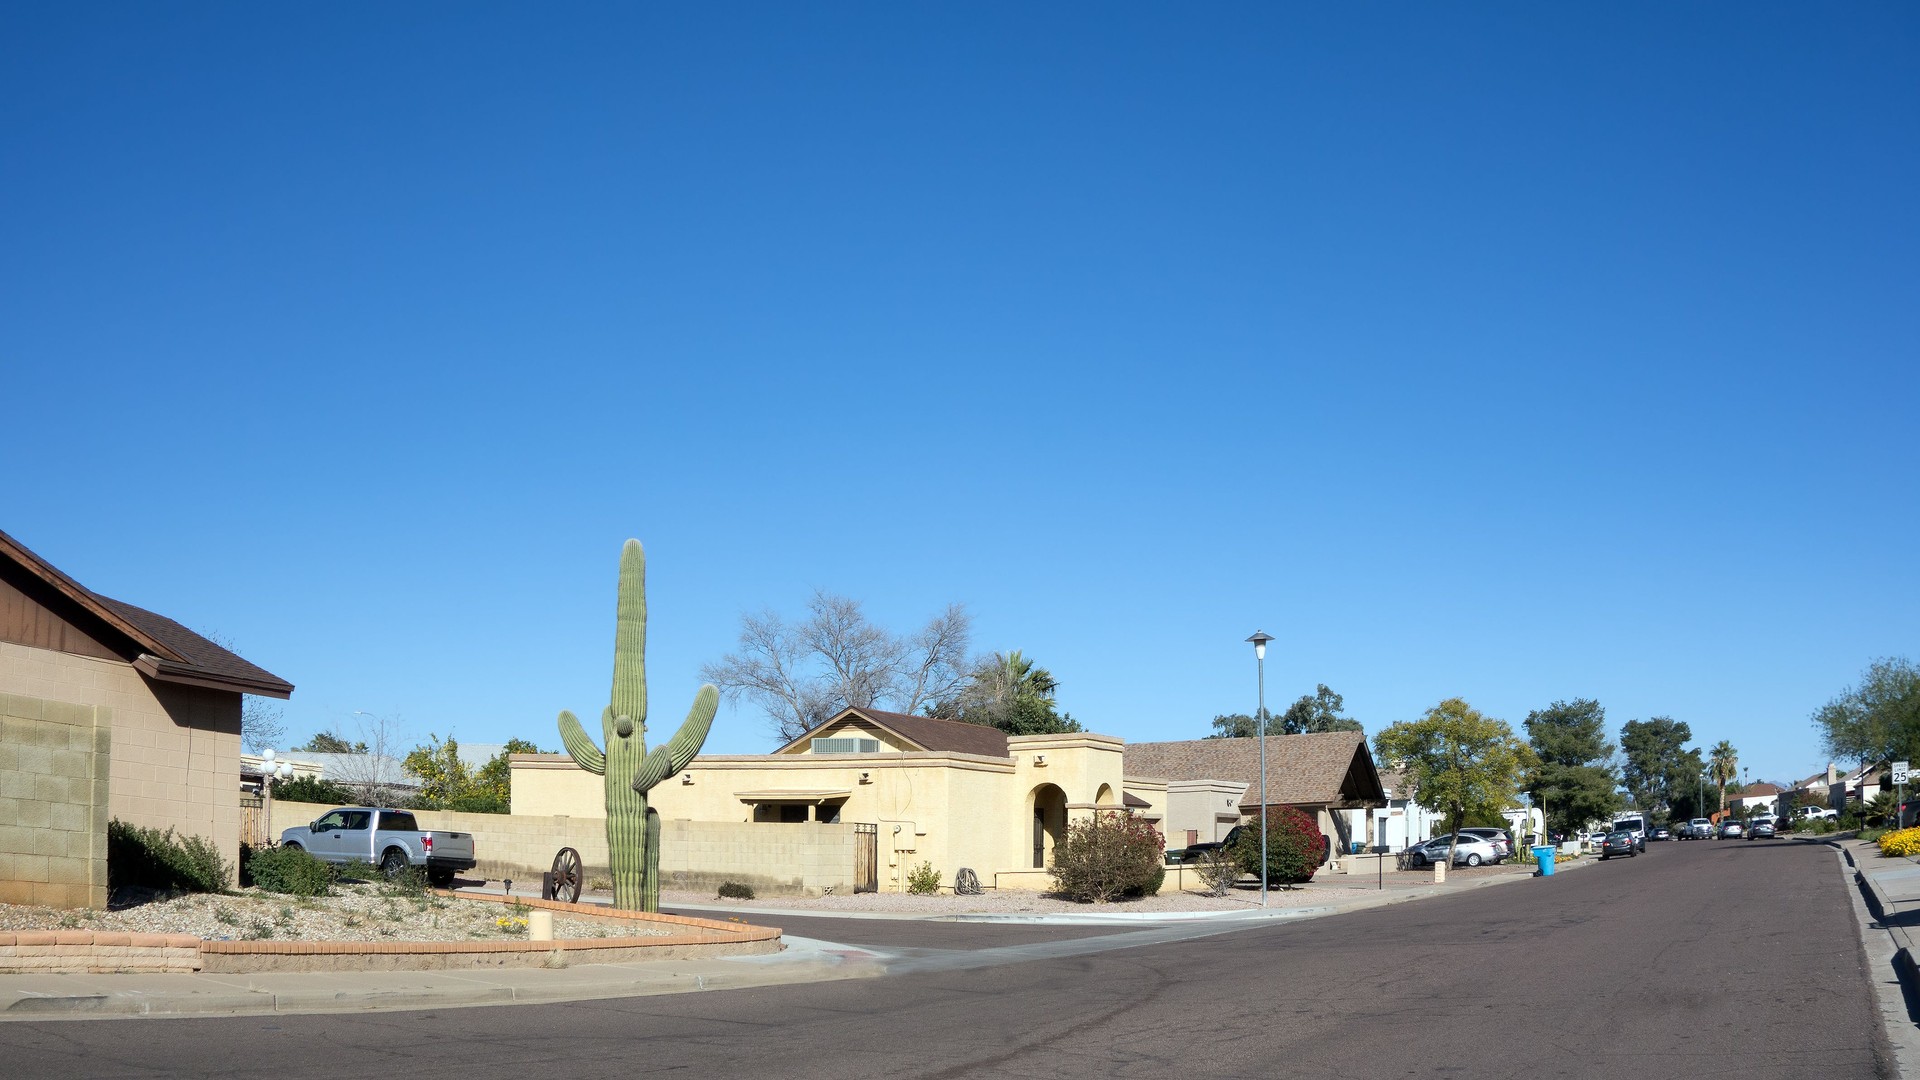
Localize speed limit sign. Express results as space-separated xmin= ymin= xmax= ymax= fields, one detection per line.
xmin=1894 ymin=761 xmax=1910 ymax=785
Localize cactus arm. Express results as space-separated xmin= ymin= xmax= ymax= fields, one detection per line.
xmin=557 ymin=709 xmax=607 ymax=775
xmin=631 ymin=685 xmax=719 ymax=794
xmin=611 ymin=539 xmax=648 ymax=726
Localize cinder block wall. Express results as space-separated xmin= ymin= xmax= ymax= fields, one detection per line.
xmin=0 ymin=693 xmax=110 ymax=908
xmin=270 ymin=801 xmax=855 ymax=896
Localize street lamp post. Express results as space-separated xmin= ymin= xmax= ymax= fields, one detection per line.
xmin=1246 ymin=631 xmax=1274 ymax=907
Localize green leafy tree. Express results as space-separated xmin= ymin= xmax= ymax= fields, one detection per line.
xmin=1374 ymin=698 xmax=1535 ymax=862
xmin=1812 ymin=658 xmax=1920 ymax=787
xmin=1619 ymin=717 xmax=1696 ymax=817
xmin=295 ymin=731 xmax=368 ymax=754
xmin=930 ymin=650 xmax=1082 ymax=736
xmin=1524 ymin=698 xmax=1620 ymax=838
xmin=1280 ymin=684 xmax=1363 ymax=735
xmin=404 ymin=734 xmax=473 ymax=810
xmin=472 ymin=738 xmax=545 ymax=809
xmin=1207 ymin=709 xmax=1278 ymax=738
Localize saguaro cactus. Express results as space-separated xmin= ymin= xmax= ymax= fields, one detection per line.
xmin=557 ymin=540 xmax=717 ymax=911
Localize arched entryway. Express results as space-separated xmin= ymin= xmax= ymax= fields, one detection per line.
xmin=1030 ymin=783 xmax=1067 ymax=868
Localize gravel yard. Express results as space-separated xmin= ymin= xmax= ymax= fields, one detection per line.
xmin=0 ymin=883 xmax=669 ymax=943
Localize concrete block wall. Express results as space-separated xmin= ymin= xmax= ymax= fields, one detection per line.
xmin=0 ymin=692 xmax=110 ymax=908
xmin=0 ymin=642 xmax=241 ymax=886
xmin=270 ymin=801 xmax=855 ymax=896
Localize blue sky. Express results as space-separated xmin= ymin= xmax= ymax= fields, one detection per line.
xmin=4 ymin=5 xmax=1915 ymax=788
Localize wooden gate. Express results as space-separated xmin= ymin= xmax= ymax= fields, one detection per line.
xmin=239 ymin=794 xmax=267 ymax=848
xmin=853 ymin=822 xmax=878 ymax=893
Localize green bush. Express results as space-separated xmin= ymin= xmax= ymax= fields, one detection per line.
xmin=905 ymin=861 xmax=942 ymax=895
xmin=247 ymin=844 xmax=334 ymax=897
xmin=271 ymin=775 xmax=355 ymax=806
xmin=717 ymin=881 xmax=755 ymax=900
xmin=107 ymin=820 xmax=231 ymax=894
xmin=1233 ymin=807 xmax=1324 ymax=888
xmin=1048 ymin=812 xmax=1165 ymax=903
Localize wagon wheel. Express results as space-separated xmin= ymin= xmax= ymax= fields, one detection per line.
xmin=550 ymin=847 xmax=583 ymax=904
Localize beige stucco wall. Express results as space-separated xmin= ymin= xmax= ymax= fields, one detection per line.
xmin=0 ymin=692 xmax=111 ymax=907
xmin=1157 ymin=779 xmax=1247 ymax=848
xmin=509 ymin=730 xmax=1147 ymax=892
xmin=270 ymin=800 xmax=855 ymax=896
xmin=0 ymin=641 xmax=242 ymax=885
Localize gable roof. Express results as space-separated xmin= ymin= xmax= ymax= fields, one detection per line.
xmin=1123 ymin=731 xmax=1386 ymax=810
xmin=1736 ymin=782 xmax=1783 ymax=798
xmin=778 ymin=707 xmax=1011 ymax=758
xmin=0 ymin=528 xmax=293 ymax=698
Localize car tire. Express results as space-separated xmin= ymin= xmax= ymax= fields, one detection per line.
xmin=380 ymin=848 xmax=410 ymax=880
xmin=283 ymin=842 xmax=303 ymax=853
xmin=1410 ymin=852 xmax=1427 ymax=868
xmin=1466 ymin=853 xmax=1482 ymax=867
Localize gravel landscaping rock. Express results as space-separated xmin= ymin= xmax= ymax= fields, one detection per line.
xmin=0 ymin=883 xmax=669 ymax=943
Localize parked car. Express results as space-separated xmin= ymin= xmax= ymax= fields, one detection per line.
xmin=1458 ymin=828 xmax=1512 ymax=862
xmin=1168 ymin=823 xmax=1251 ymax=864
xmin=1718 ymin=820 xmax=1746 ymax=839
xmin=1747 ymin=819 xmax=1777 ymax=839
xmin=1650 ymin=826 xmax=1673 ymax=841
xmin=280 ymin=807 xmax=478 ymax=887
xmin=1405 ymin=834 xmax=1502 ymax=868
xmin=1682 ymin=818 xmax=1713 ymax=839
xmin=1600 ymin=831 xmax=1639 ymax=859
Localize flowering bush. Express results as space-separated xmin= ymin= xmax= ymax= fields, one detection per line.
xmin=1879 ymin=826 xmax=1920 ymax=858
xmin=1233 ymin=807 xmax=1324 ymax=887
xmin=1048 ymin=812 xmax=1165 ymax=902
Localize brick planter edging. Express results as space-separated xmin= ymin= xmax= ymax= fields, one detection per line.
xmin=0 ymin=894 xmax=781 ymax=975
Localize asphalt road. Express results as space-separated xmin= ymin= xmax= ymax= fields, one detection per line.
xmin=1 ymin=837 xmax=1888 ymax=1079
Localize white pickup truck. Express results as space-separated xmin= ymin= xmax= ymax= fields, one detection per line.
xmin=279 ymin=807 xmax=477 ymax=888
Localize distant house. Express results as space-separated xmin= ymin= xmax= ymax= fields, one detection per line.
xmin=0 ymin=529 xmax=292 ymax=905
xmin=1121 ymin=732 xmax=1389 ymax=857
xmin=1730 ymin=782 xmax=1783 ymax=816
xmin=511 ymin=706 xmax=1152 ymax=895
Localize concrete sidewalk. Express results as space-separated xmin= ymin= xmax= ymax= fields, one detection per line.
xmin=0 ymin=855 xmax=1589 ymax=1021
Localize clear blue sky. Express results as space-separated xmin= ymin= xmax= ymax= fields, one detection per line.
xmin=4 ymin=5 xmax=1914 ymax=788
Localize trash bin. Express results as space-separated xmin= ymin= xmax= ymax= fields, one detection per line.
xmin=1351 ymin=841 xmax=1363 ymax=855
xmin=1531 ymin=845 xmax=1556 ymax=876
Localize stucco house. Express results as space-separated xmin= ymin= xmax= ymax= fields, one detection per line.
xmin=1 ymin=529 xmax=292 ymax=905
xmin=513 ymin=706 xmax=1164 ymax=894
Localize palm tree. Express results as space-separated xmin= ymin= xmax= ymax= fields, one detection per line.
xmin=1709 ymin=741 xmax=1739 ymax=812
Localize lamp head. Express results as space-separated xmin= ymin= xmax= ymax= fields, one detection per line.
xmin=1246 ymin=631 xmax=1274 ymax=661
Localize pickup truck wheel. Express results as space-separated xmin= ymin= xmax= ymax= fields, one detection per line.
xmin=283 ymin=842 xmax=304 ymax=853
xmin=380 ymin=848 xmax=410 ymax=880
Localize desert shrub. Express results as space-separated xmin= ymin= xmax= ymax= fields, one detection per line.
xmin=905 ymin=861 xmax=942 ymax=895
xmin=248 ymin=844 xmax=333 ymax=896
xmin=1048 ymin=811 xmax=1165 ymax=903
xmin=1194 ymin=846 xmax=1243 ymax=897
xmin=1233 ymin=807 xmax=1324 ymax=888
xmin=1879 ymin=826 xmax=1920 ymax=857
xmin=271 ymin=775 xmax=355 ymax=806
xmin=718 ymin=881 xmax=755 ymax=900
xmin=107 ymin=820 xmax=231 ymax=894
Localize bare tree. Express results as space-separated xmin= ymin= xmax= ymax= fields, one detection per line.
xmin=324 ymin=710 xmax=413 ymax=806
xmin=240 ymin=696 xmax=287 ymax=755
xmin=702 ymin=592 xmax=972 ymax=743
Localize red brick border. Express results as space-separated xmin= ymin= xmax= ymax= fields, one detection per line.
xmin=0 ymin=893 xmax=781 ymax=974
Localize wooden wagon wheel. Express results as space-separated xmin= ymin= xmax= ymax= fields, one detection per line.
xmin=550 ymin=846 xmax=583 ymax=904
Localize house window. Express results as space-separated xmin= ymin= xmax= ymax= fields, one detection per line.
xmin=811 ymin=737 xmax=880 ymax=754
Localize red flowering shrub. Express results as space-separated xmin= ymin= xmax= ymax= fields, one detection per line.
xmin=1233 ymin=807 xmax=1324 ymax=888
xmin=1048 ymin=812 xmax=1166 ymax=902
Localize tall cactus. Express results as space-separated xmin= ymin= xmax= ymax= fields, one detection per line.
xmin=557 ymin=540 xmax=717 ymax=911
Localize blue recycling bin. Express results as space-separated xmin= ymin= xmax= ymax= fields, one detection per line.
xmin=1531 ymin=845 xmax=1556 ymax=876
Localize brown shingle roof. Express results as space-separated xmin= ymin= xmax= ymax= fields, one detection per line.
xmin=781 ymin=708 xmax=1011 ymax=758
xmin=1124 ymin=732 xmax=1386 ymax=810
xmin=0 ymin=527 xmax=292 ymax=698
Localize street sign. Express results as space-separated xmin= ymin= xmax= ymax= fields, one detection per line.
xmin=1895 ymin=761 xmax=1911 ymax=785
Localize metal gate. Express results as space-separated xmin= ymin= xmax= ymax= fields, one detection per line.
xmin=853 ymin=822 xmax=878 ymax=893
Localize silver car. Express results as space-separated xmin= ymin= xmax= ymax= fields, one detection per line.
xmin=1404 ymin=834 xmax=1500 ymax=868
